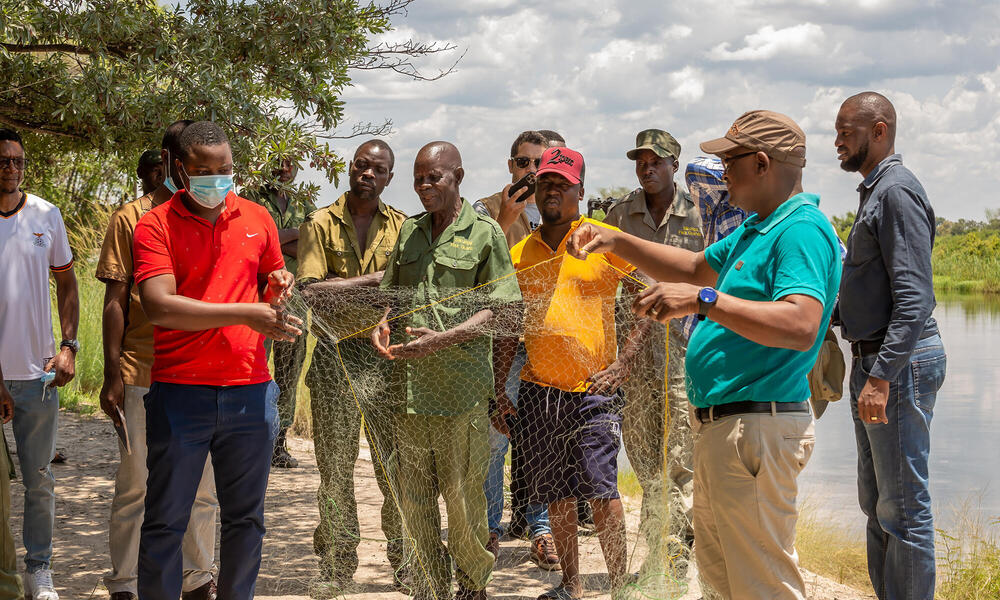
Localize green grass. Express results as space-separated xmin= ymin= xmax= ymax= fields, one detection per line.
xmin=933 ymin=232 xmax=1000 ymax=294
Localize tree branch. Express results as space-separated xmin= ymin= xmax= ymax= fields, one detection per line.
xmin=0 ymin=113 xmax=86 ymax=140
xmin=1 ymin=42 xmax=128 ymax=60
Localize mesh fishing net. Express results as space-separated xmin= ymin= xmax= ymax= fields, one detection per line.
xmin=283 ymin=253 xmax=693 ymax=599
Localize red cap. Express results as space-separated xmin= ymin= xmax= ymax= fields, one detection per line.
xmin=536 ymin=147 xmax=584 ymax=185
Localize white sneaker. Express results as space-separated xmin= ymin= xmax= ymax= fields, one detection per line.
xmin=25 ymin=569 xmax=59 ymax=600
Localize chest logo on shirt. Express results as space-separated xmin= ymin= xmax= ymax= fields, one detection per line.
xmin=32 ymin=232 xmax=47 ymax=248
xmin=735 ymin=260 xmax=744 ymax=271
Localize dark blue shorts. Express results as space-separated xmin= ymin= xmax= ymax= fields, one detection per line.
xmin=514 ymin=381 xmax=622 ymax=505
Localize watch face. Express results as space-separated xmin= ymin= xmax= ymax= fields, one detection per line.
xmin=699 ymin=287 xmax=718 ymax=303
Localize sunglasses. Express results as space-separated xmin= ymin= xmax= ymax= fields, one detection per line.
xmin=512 ymin=156 xmax=541 ymax=169
xmin=721 ymin=151 xmax=757 ymax=175
xmin=0 ymin=157 xmax=28 ymax=170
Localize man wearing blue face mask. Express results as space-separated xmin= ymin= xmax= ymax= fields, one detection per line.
xmin=132 ymin=121 xmax=303 ymax=600
xmin=97 ymin=120 xmax=222 ymax=600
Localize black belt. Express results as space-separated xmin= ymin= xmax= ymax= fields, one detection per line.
xmin=850 ymin=328 xmax=938 ymax=358
xmin=695 ymin=401 xmax=809 ymax=424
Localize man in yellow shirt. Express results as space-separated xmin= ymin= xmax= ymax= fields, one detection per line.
xmin=505 ymin=147 xmax=652 ymax=600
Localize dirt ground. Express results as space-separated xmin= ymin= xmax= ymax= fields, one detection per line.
xmin=5 ymin=411 xmax=873 ymax=600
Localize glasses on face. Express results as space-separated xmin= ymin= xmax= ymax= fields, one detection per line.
xmin=721 ymin=151 xmax=757 ymax=175
xmin=512 ymin=156 xmax=541 ymax=169
xmin=0 ymin=157 xmax=27 ymax=171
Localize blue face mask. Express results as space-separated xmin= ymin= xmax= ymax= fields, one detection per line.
xmin=163 ymin=175 xmax=178 ymax=194
xmin=181 ymin=165 xmax=233 ymax=209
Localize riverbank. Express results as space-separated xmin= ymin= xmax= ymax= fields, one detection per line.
xmin=933 ymin=231 xmax=1000 ymax=294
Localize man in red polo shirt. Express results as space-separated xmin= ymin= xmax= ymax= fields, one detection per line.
xmin=132 ymin=121 xmax=302 ymax=600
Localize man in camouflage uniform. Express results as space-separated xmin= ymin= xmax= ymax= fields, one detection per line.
xmin=296 ymin=140 xmax=407 ymax=587
xmin=245 ymin=159 xmax=317 ymax=467
xmin=603 ymin=129 xmax=703 ymax=581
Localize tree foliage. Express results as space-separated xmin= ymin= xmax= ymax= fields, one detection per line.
xmin=0 ymin=0 xmax=456 ymax=211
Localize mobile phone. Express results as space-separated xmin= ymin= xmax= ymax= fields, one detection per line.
xmin=508 ymin=172 xmax=536 ymax=202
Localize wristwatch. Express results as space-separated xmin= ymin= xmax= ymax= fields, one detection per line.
xmin=697 ymin=287 xmax=718 ymax=321
xmin=59 ymin=339 xmax=80 ymax=354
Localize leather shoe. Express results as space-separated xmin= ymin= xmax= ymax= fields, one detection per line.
xmin=181 ymin=579 xmax=217 ymax=600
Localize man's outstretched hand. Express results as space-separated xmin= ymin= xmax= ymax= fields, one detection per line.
xmin=566 ymin=222 xmax=619 ymax=260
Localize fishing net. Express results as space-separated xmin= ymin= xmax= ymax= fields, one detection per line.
xmin=282 ymin=254 xmax=692 ymax=599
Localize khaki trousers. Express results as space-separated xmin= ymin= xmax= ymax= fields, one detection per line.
xmin=1 ymin=435 xmax=21 ymax=600
xmin=396 ymin=410 xmax=493 ymax=597
xmin=105 ymin=384 xmax=217 ymax=595
xmin=621 ymin=321 xmax=694 ymax=578
xmin=692 ymin=411 xmax=814 ymax=600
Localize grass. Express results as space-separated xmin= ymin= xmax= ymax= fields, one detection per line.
xmin=933 ymin=232 xmax=1000 ymax=295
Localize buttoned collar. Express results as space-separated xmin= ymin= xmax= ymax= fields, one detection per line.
xmin=329 ymin=192 xmax=391 ymax=223
xmin=625 ymin=185 xmax=694 ymax=228
xmin=414 ymin=198 xmax=475 ymax=246
xmin=858 ymin=153 xmax=903 ymax=192
xmin=745 ymin=193 xmax=820 ymax=235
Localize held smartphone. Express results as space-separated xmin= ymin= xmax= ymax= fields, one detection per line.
xmin=508 ymin=172 xmax=536 ymax=202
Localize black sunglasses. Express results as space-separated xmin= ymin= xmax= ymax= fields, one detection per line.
xmin=0 ymin=157 xmax=28 ymax=170
xmin=512 ymin=156 xmax=541 ymax=169
xmin=721 ymin=151 xmax=758 ymax=174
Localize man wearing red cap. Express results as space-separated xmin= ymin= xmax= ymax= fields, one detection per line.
xmin=506 ymin=147 xmax=652 ymax=599
xmin=566 ymin=111 xmax=842 ymax=599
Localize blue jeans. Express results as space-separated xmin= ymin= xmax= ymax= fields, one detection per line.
xmin=485 ymin=347 xmax=550 ymax=537
xmin=139 ymin=381 xmax=278 ymax=600
xmin=3 ymin=379 xmax=58 ymax=573
xmin=851 ymin=334 xmax=946 ymax=600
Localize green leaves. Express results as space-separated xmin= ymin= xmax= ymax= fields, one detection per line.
xmin=1 ymin=0 xmax=455 ymax=210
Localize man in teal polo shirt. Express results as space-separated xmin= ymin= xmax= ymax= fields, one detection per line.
xmin=567 ymin=110 xmax=841 ymax=600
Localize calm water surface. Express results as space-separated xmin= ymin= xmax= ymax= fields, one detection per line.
xmin=799 ymin=294 xmax=1000 ymax=532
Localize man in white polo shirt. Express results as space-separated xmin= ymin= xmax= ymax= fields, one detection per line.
xmin=0 ymin=128 xmax=80 ymax=600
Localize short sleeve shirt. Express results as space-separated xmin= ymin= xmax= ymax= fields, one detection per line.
xmin=510 ymin=217 xmax=636 ymax=393
xmin=0 ymin=193 xmax=74 ymax=380
xmin=380 ymin=199 xmax=522 ymax=415
xmin=685 ymin=193 xmax=841 ymax=408
xmin=296 ymin=192 xmax=406 ymax=338
xmin=133 ymin=192 xmax=284 ymax=386
xmin=244 ymin=186 xmax=317 ymax=276
xmin=604 ymin=185 xmax=704 ymax=340
xmin=95 ymin=194 xmax=158 ymax=387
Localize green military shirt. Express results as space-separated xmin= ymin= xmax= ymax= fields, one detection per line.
xmin=604 ymin=184 xmax=704 ymax=340
xmin=297 ymin=192 xmax=406 ymax=339
xmin=381 ymin=199 xmax=521 ymax=416
xmin=244 ymin=186 xmax=318 ymax=276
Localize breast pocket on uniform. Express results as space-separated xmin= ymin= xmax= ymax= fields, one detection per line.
xmin=432 ymin=252 xmax=478 ymax=290
xmin=329 ymin=241 xmax=358 ymax=276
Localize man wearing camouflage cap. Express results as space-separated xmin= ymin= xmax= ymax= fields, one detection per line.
xmin=567 ymin=111 xmax=842 ymax=599
xmin=602 ymin=129 xmax=703 ymax=581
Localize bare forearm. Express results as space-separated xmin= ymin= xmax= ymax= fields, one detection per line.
xmin=278 ymin=228 xmax=299 ymax=245
xmin=145 ymin=295 xmax=252 ymax=331
xmin=438 ymin=308 xmax=494 ymax=348
xmin=709 ymin=293 xmax=821 ymax=351
xmin=612 ymin=234 xmax=710 ymax=285
xmin=101 ymin=284 xmax=127 ymax=378
xmin=54 ymin=271 xmax=79 ymax=340
xmin=306 ymin=271 xmax=384 ymax=291
xmin=492 ymin=335 xmax=518 ymax=397
xmin=619 ymin=318 xmax=655 ymax=368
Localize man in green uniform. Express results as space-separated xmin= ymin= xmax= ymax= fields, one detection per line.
xmin=296 ymin=140 xmax=407 ymax=587
xmin=245 ymin=158 xmax=317 ymax=467
xmin=371 ymin=141 xmax=521 ymax=600
xmin=602 ymin=129 xmax=703 ymax=580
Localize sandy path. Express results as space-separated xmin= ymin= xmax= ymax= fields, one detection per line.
xmin=5 ymin=411 xmax=872 ymax=600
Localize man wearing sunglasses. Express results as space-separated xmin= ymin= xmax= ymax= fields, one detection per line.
xmin=567 ymin=111 xmax=842 ymax=600
xmin=473 ymin=130 xmax=560 ymax=571
xmin=0 ymin=127 xmax=79 ymax=600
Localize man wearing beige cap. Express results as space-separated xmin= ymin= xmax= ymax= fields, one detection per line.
xmin=603 ymin=129 xmax=703 ymax=581
xmin=566 ymin=111 xmax=842 ymax=599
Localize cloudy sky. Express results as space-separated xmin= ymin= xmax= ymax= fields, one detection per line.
xmin=302 ymin=0 xmax=1000 ymax=221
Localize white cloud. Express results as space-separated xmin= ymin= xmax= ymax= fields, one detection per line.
xmin=708 ymin=23 xmax=826 ymax=61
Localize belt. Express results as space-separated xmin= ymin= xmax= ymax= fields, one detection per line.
xmin=850 ymin=328 xmax=938 ymax=358
xmin=695 ymin=401 xmax=809 ymax=424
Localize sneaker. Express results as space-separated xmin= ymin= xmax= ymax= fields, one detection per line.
xmin=181 ymin=579 xmax=217 ymax=600
xmin=529 ymin=533 xmax=561 ymax=571
xmin=486 ymin=531 xmax=500 ymax=561
xmin=271 ymin=429 xmax=299 ymax=468
xmin=25 ymin=569 xmax=58 ymax=600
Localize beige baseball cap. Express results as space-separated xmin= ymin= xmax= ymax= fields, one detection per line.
xmin=700 ymin=110 xmax=807 ymax=167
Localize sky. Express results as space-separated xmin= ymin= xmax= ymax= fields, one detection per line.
xmin=301 ymin=0 xmax=1000 ymax=221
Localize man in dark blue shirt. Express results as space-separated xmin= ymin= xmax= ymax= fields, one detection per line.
xmin=835 ymin=92 xmax=947 ymax=600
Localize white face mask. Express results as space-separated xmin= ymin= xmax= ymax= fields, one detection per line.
xmin=180 ymin=164 xmax=233 ymax=209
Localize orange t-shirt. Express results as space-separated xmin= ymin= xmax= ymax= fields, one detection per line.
xmin=510 ymin=217 xmax=635 ymax=392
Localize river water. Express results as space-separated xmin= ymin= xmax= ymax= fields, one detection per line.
xmin=799 ymin=294 xmax=1000 ymax=533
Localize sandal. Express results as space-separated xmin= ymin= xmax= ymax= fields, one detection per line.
xmin=537 ymin=586 xmax=582 ymax=600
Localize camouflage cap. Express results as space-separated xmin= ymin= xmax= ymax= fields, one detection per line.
xmin=700 ymin=110 xmax=806 ymax=167
xmin=626 ymin=129 xmax=681 ymax=161
xmin=137 ymin=149 xmax=163 ymax=168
